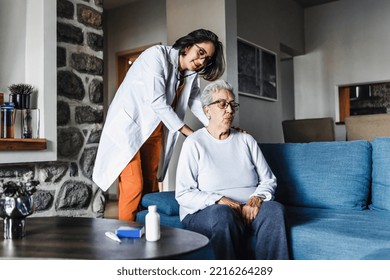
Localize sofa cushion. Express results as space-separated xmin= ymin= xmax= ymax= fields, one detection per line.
xmin=260 ymin=141 xmax=371 ymax=210
xmin=286 ymin=206 xmax=390 ymax=260
xmin=371 ymin=137 xmax=390 ymax=211
xmin=140 ymin=191 xmax=179 ymax=216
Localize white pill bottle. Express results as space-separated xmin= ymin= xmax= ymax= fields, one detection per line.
xmin=145 ymin=205 xmax=160 ymax=241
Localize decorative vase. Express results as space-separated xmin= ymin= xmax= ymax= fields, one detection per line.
xmin=0 ymin=178 xmax=37 ymax=239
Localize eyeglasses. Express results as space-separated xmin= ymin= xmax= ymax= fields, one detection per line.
xmin=207 ymin=99 xmax=240 ymax=111
xmin=194 ymin=44 xmax=213 ymax=65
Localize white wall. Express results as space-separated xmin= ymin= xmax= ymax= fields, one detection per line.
xmin=0 ymin=0 xmax=57 ymax=163
xmin=280 ymin=58 xmax=295 ymax=121
xmin=166 ymin=0 xmax=236 ymax=93
xmin=237 ymin=0 xmax=304 ymax=143
xmin=0 ymin=0 xmax=26 ymax=91
xmin=105 ymin=0 xmax=167 ymax=109
xmin=294 ymin=0 xmax=390 ymax=123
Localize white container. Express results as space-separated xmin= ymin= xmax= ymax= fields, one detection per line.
xmin=145 ymin=205 xmax=160 ymax=241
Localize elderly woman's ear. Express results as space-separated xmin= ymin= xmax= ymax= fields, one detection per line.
xmin=204 ymin=106 xmax=211 ymax=120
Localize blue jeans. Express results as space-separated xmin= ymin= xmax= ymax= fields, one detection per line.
xmin=182 ymin=201 xmax=289 ymax=259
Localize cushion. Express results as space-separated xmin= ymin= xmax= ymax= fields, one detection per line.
xmin=371 ymin=137 xmax=390 ymax=210
xmin=136 ymin=209 xmax=183 ymax=228
xmin=140 ymin=191 xmax=179 ymax=216
xmin=259 ymin=141 xmax=371 ymax=210
xmin=286 ymin=206 xmax=390 ymax=260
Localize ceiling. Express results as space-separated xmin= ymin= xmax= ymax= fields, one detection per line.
xmin=293 ymin=0 xmax=338 ymax=8
xmin=103 ymin=0 xmax=138 ymax=10
xmin=103 ymin=0 xmax=339 ymax=10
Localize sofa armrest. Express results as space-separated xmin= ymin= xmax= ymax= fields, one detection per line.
xmin=136 ymin=209 xmax=184 ymax=228
xmin=141 ymin=191 xmax=179 ymax=216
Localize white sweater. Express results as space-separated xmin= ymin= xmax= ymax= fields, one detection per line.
xmin=175 ymin=128 xmax=277 ymax=221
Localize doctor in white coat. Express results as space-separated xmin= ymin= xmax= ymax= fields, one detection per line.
xmin=93 ymin=29 xmax=225 ymax=220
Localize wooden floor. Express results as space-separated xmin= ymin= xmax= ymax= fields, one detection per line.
xmin=104 ymin=199 xmax=118 ymax=219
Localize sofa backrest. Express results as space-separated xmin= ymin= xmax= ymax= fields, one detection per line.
xmin=259 ymin=141 xmax=372 ymax=210
xmin=371 ymin=137 xmax=390 ymax=211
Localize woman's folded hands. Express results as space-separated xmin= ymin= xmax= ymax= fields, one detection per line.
xmin=217 ymin=196 xmax=264 ymax=224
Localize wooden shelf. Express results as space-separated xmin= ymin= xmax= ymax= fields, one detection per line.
xmin=0 ymin=138 xmax=47 ymax=151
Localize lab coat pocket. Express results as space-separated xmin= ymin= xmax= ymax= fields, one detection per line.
xmin=104 ymin=109 xmax=142 ymax=150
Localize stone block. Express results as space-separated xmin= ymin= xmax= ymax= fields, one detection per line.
xmin=55 ymin=180 xmax=92 ymax=210
xmin=38 ymin=162 xmax=68 ymax=183
xmin=77 ymin=4 xmax=102 ymax=29
xmin=57 ymin=0 xmax=74 ymax=19
xmin=71 ymin=53 xmax=103 ymax=75
xmin=34 ymin=190 xmax=55 ymax=212
xmin=58 ymin=71 xmax=85 ymax=100
xmin=80 ymin=147 xmax=97 ymax=179
xmin=57 ymin=101 xmax=71 ymax=126
xmin=87 ymin=32 xmax=103 ymax=52
xmin=89 ymin=79 xmax=103 ymax=104
xmin=57 ymin=127 xmax=85 ymax=158
xmin=75 ymin=106 xmax=103 ymax=124
xmin=57 ymin=22 xmax=83 ymax=45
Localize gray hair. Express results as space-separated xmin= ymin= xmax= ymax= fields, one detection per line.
xmin=201 ymin=80 xmax=234 ymax=107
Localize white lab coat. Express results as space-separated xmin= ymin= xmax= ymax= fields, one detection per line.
xmin=93 ymin=45 xmax=209 ymax=191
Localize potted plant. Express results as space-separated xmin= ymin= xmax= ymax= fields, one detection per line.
xmin=8 ymin=83 xmax=35 ymax=109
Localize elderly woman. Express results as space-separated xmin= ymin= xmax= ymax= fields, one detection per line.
xmin=175 ymin=80 xmax=289 ymax=259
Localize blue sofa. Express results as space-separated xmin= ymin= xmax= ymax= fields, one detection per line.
xmin=137 ymin=137 xmax=390 ymax=259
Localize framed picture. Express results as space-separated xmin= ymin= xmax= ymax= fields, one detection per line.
xmin=237 ymin=37 xmax=277 ymax=101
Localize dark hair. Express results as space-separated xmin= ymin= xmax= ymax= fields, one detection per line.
xmin=172 ymin=29 xmax=225 ymax=81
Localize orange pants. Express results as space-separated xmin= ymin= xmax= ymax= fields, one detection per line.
xmin=118 ymin=123 xmax=163 ymax=221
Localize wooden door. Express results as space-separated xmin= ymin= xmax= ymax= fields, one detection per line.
xmin=338 ymin=86 xmax=350 ymax=123
xmin=116 ymin=43 xmax=160 ymax=88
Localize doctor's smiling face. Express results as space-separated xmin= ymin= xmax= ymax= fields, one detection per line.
xmin=179 ymin=41 xmax=215 ymax=72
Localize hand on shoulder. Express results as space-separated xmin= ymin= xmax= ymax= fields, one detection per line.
xmin=231 ymin=126 xmax=247 ymax=133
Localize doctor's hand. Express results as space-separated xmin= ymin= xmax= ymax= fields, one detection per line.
xmin=179 ymin=124 xmax=194 ymax=137
xmin=231 ymin=126 xmax=247 ymax=133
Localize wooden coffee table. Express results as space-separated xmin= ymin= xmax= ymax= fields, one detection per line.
xmin=0 ymin=217 xmax=209 ymax=259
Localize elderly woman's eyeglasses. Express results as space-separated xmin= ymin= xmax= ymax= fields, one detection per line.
xmin=194 ymin=44 xmax=212 ymax=65
xmin=207 ymin=99 xmax=240 ymax=111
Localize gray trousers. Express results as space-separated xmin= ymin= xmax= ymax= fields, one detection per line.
xmin=182 ymin=201 xmax=290 ymax=260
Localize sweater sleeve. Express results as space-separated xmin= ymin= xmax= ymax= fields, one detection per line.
xmin=247 ymin=136 xmax=277 ymax=201
xmin=175 ymin=138 xmax=223 ymax=215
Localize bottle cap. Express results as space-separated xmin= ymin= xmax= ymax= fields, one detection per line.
xmin=148 ymin=205 xmax=157 ymax=211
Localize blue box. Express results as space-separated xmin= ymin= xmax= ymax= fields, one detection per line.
xmin=115 ymin=226 xmax=145 ymax=238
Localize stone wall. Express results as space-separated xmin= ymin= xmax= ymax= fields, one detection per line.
xmin=0 ymin=0 xmax=105 ymax=218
